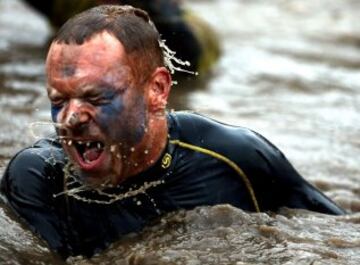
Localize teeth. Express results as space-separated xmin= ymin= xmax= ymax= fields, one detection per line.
xmin=86 ymin=142 xmax=91 ymax=147
xmin=78 ymin=141 xmax=83 ymax=145
xmin=97 ymin=143 xmax=102 ymax=149
xmin=68 ymin=140 xmax=72 ymax=146
xmin=110 ymin=145 xmax=116 ymax=153
xmin=130 ymin=147 xmax=135 ymax=152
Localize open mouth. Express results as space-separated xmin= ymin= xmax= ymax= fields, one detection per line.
xmin=71 ymin=140 xmax=106 ymax=169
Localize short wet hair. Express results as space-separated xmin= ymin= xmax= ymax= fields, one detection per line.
xmin=53 ymin=5 xmax=164 ymax=84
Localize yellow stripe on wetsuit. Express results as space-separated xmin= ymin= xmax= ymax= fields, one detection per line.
xmin=169 ymin=139 xmax=260 ymax=213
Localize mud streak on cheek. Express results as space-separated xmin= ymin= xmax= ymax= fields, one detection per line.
xmin=97 ymin=96 xmax=125 ymax=137
xmin=97 ymin=95 xmax=146 ymax=145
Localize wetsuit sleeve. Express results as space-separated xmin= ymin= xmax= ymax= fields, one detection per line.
xmin=249 ymin=132 xmax=346 ymax=215
xmin=1 ymin=149 xmax=71 ymax=258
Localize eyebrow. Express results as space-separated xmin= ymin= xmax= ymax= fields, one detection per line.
xmin=81 ymin=83 xmax=118 ymax=95
xmin=46 ymin=81 xmax=126 ymax=99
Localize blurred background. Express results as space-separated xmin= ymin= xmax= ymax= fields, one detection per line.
xmin=0 ymin=0 xmax=359 ymax=264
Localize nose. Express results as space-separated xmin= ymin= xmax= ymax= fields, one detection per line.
xmin=62 ymin=99 xmax=91 ymax=131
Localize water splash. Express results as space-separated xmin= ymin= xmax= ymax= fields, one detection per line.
xmin=159 ymin=39 xmax=199 ymax=79
xmin=28 ymin=121 xmax=63 ymax=139
xmin=53 ymin=161 xmax=165 ymax=206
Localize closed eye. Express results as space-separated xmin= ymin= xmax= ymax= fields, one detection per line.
xmin=87 ymin=96 xmax=113 ymax=106
xmin=86 ymin=90 xmax=119 ymax=106
xmin=50 ymin=97 xmax=67 ymax=107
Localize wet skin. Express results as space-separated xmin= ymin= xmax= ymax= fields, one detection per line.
xmin=46 ymin=32 xmax=171 ymax=185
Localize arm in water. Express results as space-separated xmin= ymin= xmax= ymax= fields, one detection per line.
xmin=0 ymin=145 xmax=75 ymax=258
xmin=251 ymin=132 xmax=345 ymax=215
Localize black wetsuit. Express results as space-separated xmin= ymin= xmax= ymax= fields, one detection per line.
xmin=0 ymin=112 xmax=345 ymax=258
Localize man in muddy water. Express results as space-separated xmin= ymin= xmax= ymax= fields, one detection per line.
xmin=0 ymin=5 xmax=345 ymax=259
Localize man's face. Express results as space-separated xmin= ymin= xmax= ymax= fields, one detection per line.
xmin=46 ymin=32 xmax=148 ymax=184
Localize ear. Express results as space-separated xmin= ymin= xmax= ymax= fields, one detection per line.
xmin=147 ymin=67 xmax=172 ymax=113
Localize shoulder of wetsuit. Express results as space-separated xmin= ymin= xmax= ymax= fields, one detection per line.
xmin=169 ymin=111 xmax=297 ymax=177
xmin=1 ymin=136 xmax=65 ymax=199
xmin=169 ymin=111 xmax=290 ymax=184
xmin=169 ymin=111 xmax=281 ymax=159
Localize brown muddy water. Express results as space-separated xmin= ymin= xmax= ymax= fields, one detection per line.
xmin=0 ymin=0 xmax=359 ymax=264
